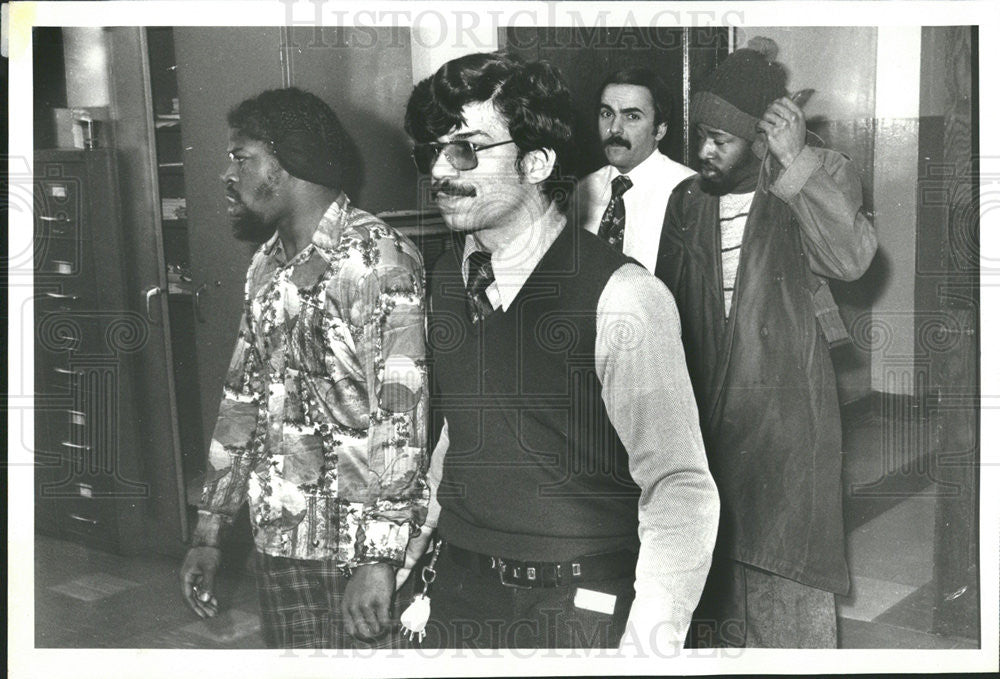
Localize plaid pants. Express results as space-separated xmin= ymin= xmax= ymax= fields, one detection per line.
xmin=254 ymin=551 xmax=409 ymax=649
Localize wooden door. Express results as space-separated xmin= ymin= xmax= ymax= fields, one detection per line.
xmin=104 ymin=27 xmax=188 ymax=554
xmin=174 ymin=28 xmax=284 ymax=452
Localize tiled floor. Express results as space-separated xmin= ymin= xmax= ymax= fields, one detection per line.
xmin=835 ymin=406 xmax=979 ymax=649
xmin=835 ymin=490 xmax=975 ymax=649
xmin=34 ymin=536 xmax=264 ymax=648
xmin=33 ymin=405 xmax=980 ymax=649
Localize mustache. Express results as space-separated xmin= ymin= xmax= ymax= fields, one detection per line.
xmin=432 ymin=180 xmax=477 ymax=198
xmin=603 ymin=135 xmax=631 ymax=149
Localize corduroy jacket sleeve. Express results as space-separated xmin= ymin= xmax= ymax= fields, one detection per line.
xmin=769 ymin=146 xmax=877 ymax=282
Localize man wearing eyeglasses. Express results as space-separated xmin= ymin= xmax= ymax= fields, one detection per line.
xmin=577 ymin=67 xmax=695 ymax=268
xmin=401 ymin=52 xmax=719 ymax=651
xmin=178 ymin=87 xmax=428 ymax=649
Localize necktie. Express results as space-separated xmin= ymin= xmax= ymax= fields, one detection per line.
xmin=465 ymin=250 xmax=495 ymax=324
xmin=597 ymin=174 xmax=633 ymax=251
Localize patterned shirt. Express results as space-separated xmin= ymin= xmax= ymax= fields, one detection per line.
xmin=192 ymin=193 xmax=428 ymax=567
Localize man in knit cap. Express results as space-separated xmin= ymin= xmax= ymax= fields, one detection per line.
xmin=179 ymin=87 xmax=428 ymax=649
xmin=654 ymin=38 xmax=877 ymax=647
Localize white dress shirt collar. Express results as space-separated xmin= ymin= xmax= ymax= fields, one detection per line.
xmin=461 ymin=201 xmax=566 ymax=312
xmin=609 ymin=148 xmax=663 ymax=184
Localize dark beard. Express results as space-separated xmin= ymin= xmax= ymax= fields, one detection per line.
xmin=230 ymin=208 xmax=276 ymax=244
xmin=699 ymin=171 xmax=743 ymax=196
xmin=229 ymin=178 xmax=279 ymax=243
xmin=699 ymin=157 xmax=760 ymax=196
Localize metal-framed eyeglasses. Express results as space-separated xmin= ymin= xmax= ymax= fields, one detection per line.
xmin=411 ymin=139 xmax=516 ymax=174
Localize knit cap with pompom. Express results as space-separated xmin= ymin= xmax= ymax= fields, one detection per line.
xmin=691 ymin=37 xmax=788 ymax=141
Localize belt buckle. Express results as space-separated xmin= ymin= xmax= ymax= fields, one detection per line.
xmin=496 ymin=558 xmax=532 ymax=589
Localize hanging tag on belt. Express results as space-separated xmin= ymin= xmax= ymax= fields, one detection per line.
xmin=400 ymin=539 xmax=442 ymax=643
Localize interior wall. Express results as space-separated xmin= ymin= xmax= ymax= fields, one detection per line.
xmin=62 ymin=27 xmax=111 ymax=107
xmin=870 ymin=28 xmax=921 ymax=396
xmin=286 ymin=27 xmax=418 ymax=214
xmin=410 ymin=21 xmax=500 ymax=84
xmin=736 ymin=27 xmax=876 ymax=122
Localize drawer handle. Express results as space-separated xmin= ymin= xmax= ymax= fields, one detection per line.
xmin=53 ymin=367 xmax=82 ymax=377
xmin=145 ymin=286 xmax=163 ymax=325
xmin=45 ymin=292 xmax=81 ymax=301
xmin=68 ymin=513 xmax=100 ymax=526
xmin=62 ymin=441 xmax=92 ymax=451
xmin=40 ymin=215 xmax=72 ymax=223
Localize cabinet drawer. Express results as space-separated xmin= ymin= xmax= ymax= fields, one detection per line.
xmin=36 ymin=442 xmax=123 ymax=498
xmin=37 ymin=214 xmax=80 ymax=241
xmin=33 ymin=407 xmax=74 ymax=458
xmin=35 ymin=431 xmax=122 ymax=543
xmin=34 ymin=234 xmax=96 ymax=289
xmin=35 ymin=443 xmax=70 ymax=494
xmin=35 ymin=314 xmax=122 ymax=360
xmin=34 ymin=352 xmax=76 ymax=397
xmin=36 ymin=287 xmax=90 ymax=313
xmin=58 ymin=496 xmax=121 ymax=549
xmin=36 ymin=165 xmax=86 ymax=237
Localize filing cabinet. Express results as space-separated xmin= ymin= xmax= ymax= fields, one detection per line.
xmin=34 ymin=149 xmax=147 ymax=553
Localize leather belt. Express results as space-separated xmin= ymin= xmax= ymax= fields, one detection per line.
xmin=444 ymin=542 xmax=637 ymax=589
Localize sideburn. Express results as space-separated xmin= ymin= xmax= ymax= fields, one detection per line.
xmin=253 ymin=163 xmax=283 ymax=200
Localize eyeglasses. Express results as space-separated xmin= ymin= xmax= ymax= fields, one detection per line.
xmin=411 ymin=139 xmax=516 ymax=174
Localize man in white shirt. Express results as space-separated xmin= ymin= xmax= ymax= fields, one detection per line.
xmin=576 ymin=67 xmax=695 ymax=270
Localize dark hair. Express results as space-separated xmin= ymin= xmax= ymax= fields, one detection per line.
xmin=227 ymin=87 xmax=353 ymax=190
xmin=404 ymin=51 xmax=576 ymax=208
xmin=598 ymin=67 xmax=673 ymax=128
